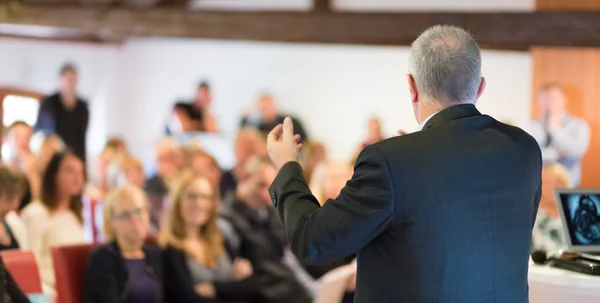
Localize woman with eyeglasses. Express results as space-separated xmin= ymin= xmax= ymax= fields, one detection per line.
xmin=82 ymin=186 xmax=163 ymax=303
xmin=160 ymin=171 xmax=258 ymax=303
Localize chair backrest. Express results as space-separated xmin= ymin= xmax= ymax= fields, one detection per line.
xmin=52 ymin=244 xmax=96 ymax=303
xmin=0 ymin=250 xmax=42 ymax=294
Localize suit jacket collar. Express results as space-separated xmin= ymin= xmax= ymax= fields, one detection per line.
xmin=422 ymin=104 xmax=481 ymax=130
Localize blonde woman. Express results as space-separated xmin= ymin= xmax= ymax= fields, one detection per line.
xmin=532 ymin=163 xmax=572 ymax=253
xmin=82 ymin=186 xmax=163 ymax=303
xmin=160 ymin=172 xmax=258 ymax=303
xmin=309 ymin=161 xmax=353 ymax=205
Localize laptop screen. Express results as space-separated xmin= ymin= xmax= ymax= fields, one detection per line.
xmin=555 ymin=189 xmax=600 ymax=252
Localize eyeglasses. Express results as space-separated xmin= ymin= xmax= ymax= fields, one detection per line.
xmin=112 ymin=207 xmax=146 ymax=221
xmin=184 ymin=192 xmax=214 ymax=202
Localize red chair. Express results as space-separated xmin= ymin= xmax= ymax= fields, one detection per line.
xmin=52 ymin=244 xmax=96 ymax=303
xmin=0 ymin=250 xmax=42 ymax=294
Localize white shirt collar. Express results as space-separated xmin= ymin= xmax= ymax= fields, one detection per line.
xmin=419 ymin=112 xmax=439 ymax=131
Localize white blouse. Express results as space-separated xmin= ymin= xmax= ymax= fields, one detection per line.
xmin=20 ymin=202 xmax=85 ymax=296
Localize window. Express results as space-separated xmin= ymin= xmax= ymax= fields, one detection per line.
xmin=2 ymin=95 xmax=40 ymax=127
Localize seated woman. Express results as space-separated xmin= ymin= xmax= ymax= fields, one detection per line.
xmin=532 ymin=163 xmax=572 ymax=253
xmin=160 ymin=171 xmax=258 ymax=303
xmin=21 ymin=150 xmax=86 ymax=297
xmin=82 ymin=186 xmax=162 ymax=303
xmin=307 ymin=161 xmax=356 ymax=302
xmin=0 ymin=166 xmax=27 ymax=251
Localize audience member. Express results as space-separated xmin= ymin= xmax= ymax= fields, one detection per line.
xmin=222 ymin=157 xmax=313 ymax=303
xmin=0 ymin=166 xmax=27 ymax=251
xmin=21 ymin=150 xmax=86 ymax=297
xmin=527 ymin=83 xmax=591 ymax=186
xmin=219 ymin=128 xmax=266 ymax=200
xmin=83 ymin=186 xmax=162 ymax=303
xmin=144 ymin=137 xmax=182 ymax=231
xmin=305 ymin=161 xmax=356 ymax=302
xmin=35 ymin=63 xmax=90 ymax=165
xmin=308 ymin=161 xmax=353 ymax=205
xmin=96 ymin=137 xmax=129 ymax=194
xmin=161 ymin=171 xmax=258 ymax=302
xmin=119 ymin=157 xmax=146 ymax=189
xmin=187 ymin=148 xmax=222 ymax=191
xmin=532 ymin=163 xmax=571 ymax=253
xmin=37 ymin=135 xmax=64 ymax=174
xmin=358 ymin=117 xmax=385 ymax=151
xmin=3 ymin=121 xmax=39 ymax=209
xmin=299 ymin=140 xmax=326 ymax=184
xmin=240 ymin=94 xmax=308 ymax=142
xmin=168 ymin=81 xmax=218 ymax=134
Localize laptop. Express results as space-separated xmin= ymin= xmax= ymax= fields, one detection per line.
xmin=554 ymin=189 xmax=600 ymax=254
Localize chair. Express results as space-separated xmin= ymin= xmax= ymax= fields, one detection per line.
xmin=0 ymin=250 xmax=42 ymax=294
xmin=52 ymin=244 xmax=96 ymax=303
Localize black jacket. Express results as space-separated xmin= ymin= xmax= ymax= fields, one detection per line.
xmin=82 ymin=242 xmax=163 ymax=303
xmin=162 ymin=244 xmax=258 ymax=303
xmin=35 ymin=93 xmax=89 ymax=163
xmin=270 ymin=104 xmax=543 ymax=303
xmin=222 ymin=202 xmax=312 ymax=303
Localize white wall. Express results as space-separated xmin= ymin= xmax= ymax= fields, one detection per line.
xmin=0 ymin=38 xmax=121 ymax=160
xmin=334 ymin=0 xmax=534 ymax=11
xmin=0 ymin=37 xmax=532 ymax=166
xmin=117 ymin=38 xmax=532 ymax=164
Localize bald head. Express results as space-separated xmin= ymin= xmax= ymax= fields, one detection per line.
xmin=409 ymin=25 xmax=483 ymax=105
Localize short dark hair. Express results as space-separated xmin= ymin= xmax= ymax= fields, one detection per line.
xmin=60 ymin=63 xmax=77 ymax=76
xmin=0 ymin=166 xmax=24 ymax=200
xmin=198 ymin=81 xmax=210 ymax=90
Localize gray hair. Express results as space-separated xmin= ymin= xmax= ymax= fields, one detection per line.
xmin=409 ymin=25 xmax=482 ymax=104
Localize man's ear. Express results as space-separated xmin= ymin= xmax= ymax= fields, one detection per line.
xmin=407 ymin=74 xmax=418 ymax=103
xmin=475 ymin=77 xmax=486 ymax=103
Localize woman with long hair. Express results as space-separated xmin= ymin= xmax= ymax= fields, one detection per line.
xmin=160 ymin=171 xmax=257 ymax=302
xmin=21 ymin=150 xmax=86 ymax=297
xmin=83 ymin=185 xmax=162 ymax=303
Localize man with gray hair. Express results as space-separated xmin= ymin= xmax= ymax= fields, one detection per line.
xmin=266 ymin=25 xmax=542 ymax=303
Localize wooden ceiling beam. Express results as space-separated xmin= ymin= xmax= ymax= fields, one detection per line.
xmin=3 ymin=4 xmax=600 ymax=50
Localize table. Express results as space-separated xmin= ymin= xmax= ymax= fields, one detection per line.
xmin=529 ymin=263 xmax=600 ymax=303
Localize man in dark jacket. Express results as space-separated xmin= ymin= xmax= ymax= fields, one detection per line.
xmin=35 ymin=63 xmax=89 ymax=165
xmin=222 ymin=156 xmax=312 ymax=303
xmin=267 ymin=25 xmax=542 ymax=303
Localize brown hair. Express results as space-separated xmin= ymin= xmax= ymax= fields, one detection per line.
xmin=40 ymin=151 xmax=83 ymax=224
xmin=0 ymin=166 xmax=24 ymax=200
xmin=159 ymin=171 xmax=224 ymax=268
xmin=103 ymin=137 xmax=127 ymax=154
xmin=120 ymin=156 xmax=143 ymax=173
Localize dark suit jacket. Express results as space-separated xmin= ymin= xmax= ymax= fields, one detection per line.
xmin=269 ymin=104 xmax=542 ymax=303
xmin=82 ymin=242 xmax=163 ymax=303
xmin=162 ymin=244 xmax=259 ymax=303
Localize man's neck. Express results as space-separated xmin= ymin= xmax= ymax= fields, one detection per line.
xmin=60 ymin=91 xmax=77 ymax=109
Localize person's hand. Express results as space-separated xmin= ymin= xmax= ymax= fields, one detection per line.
xmin=195 ymin=283 xmax=216 ymax=298
xmin=397 ymin=129 xmax=408 ymax=136
xmin=346 ymin=272 xmax=357 ymax=292
xmin=267 ymin=117 xmax=302 ymax=170
xmin=547 ymin=113 xmax=562 ymax=133
xmin=232 ymin=258 xmax=253 ymax=280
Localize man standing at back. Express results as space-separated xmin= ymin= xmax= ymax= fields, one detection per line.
xmin=35 ymin=63 xmax=89 ymax=165
xmin=267 ymin=25 xmax=542 ymax=303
